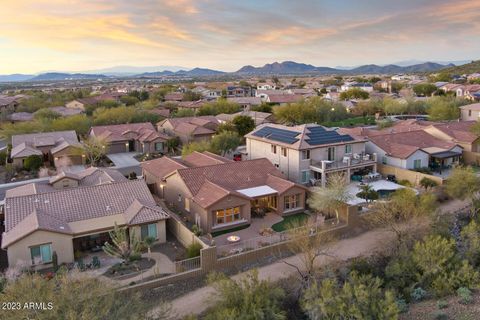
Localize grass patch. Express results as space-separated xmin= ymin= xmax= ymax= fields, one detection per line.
xmin=323 ymin=116 xmax=376 ymax=127
xmin=271 ymin=212 xmax=309 ymax=232
xmin=211 ymin=224 xmax=250 ymax=237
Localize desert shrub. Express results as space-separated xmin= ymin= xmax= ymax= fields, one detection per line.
xmin=457 ymin=287 xmax=472 ymax=305
xmin=191 ymin=225 xmax=203 ymax=237
xmin=432 ymin=310 xmax=448 ymax=320
xmin=128 ymin=253 xmax=142 ymax=262
xmin=411 ymin=287 xmax=427 ymax=302
xmin=396 ymin=299 xmax=409 ymax=313
xmin=437 ymin=299 xmax=448 ymax=309
xmin=186 ymin=242 xmax=202 ymax=258
xmin=397 ymin=179 xmax=412 ymax=187
xmin=0 ymin=150 xmax=6 ymax=165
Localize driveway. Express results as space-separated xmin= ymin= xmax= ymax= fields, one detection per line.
xmin=107 ymin=152 xmax=141 ymax=176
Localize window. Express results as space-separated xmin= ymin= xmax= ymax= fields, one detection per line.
xmin=185 ymin=198 xmax=190 ymax=212
xmin=301 ymin=170 xmax=310 ymax=183
xmin=382 ymin=156 xmax=387 ymax=164
xmin=281 ymin=147 xmax=287 ymax=157
xmin=284 ymin=194 xmax=300 ymax=210
xmin=301 ymin=150 xmax=310 ymax=160
xmin=30 ymin=244 xmax=52 ymax=265
xmin=141 ymin=223 xmax=158 ymax=240
xmin=155 ymin=142 xmax=163 ymax=151
xmin=327 ymin=147 xmax=335 ymax=161
xmin=345 ymin=144 xmax=352 ymax=154
xmin=413 ymin=159 xmax=421 ymax=169
xmin=271 ymin=145 xmax=277 ymax=154
xmin=215 ymin=206 xmax=241 ymax=225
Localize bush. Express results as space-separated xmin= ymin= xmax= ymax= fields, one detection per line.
xmin=23 ymin=154 xmax=43 ymax=171
xmin=397 ymin=179 xmax=413 ymax=187
xmin=128 ymin=253 xmax=142 ymax=262
xmin=191 ymin=224 xmax=203 ymax=237
xmin=437 ymin=299 xmax=448 ymax=309
xmin=411 ymin=287 xmax=427 ymax=302
xmin=0 ymin=150 xmax=6 ymax=166
xmin=420 ymin=177 xmax=438 ymax=189
xmin=432 ymin=310 xmax=448 ymax=320
xmin=396 ymin=299 xmax=409 ymax=313
xmin=457 ymin=287 xmax=472 ymax=305
xmin=186 ymin=242 xmax=202 ymax=258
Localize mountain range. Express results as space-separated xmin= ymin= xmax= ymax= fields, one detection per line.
xmin=0 ymin=60 xmax=471 ymax=82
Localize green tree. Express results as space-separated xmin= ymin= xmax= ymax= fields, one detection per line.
xmin=120 ymin=95 xmax=140 ymax=106
xmin=165 ymin=136 xmax=181 ymax=155
xmin=356 ymin=184 xmax=379 ymax=203
xmin=33 ymin=108 xmax=61 ymax=121
xmin=197 ymin=99 xmax=240 ymax=116
xmin=302 ymin=272 xmax=399 ymax=320
xmin=23 ymin=155 xmax=43 ymax=171
xmin=445 ymin=166 xmax=480 ymax=216
xmin=173 ymin=108 xmax=195 ymax=117
xmin=251 ymin=103 xmax=273 ymax=113
xmin=232 ymin=115 xmax=255 ymax=137
xmin=413 ymin=83 xmax=438 ymax=97
xmin=0 ymin=271 xmax=171 ymax=320
xmin=420 ymin=177 xmax=438 ymax=189
xmin=81 ymin=136 xmax=108 ymax=166
xmin=182 ymin=140 xmax=212 ymax=156
xmin=339 ymin=88 xmax=370 ymax=100
xmin=426 ymin=96 xmax=465 ymax=120
xmin=210 ymin=131 xmax=241 ymax=156
xmin=205 ymin=270 xmax=286 ymax=320
xmin=182 ymin=91 xmax=203 ymax=101
xmin=50 ymin=114 xmax=92 ymax=135
xmin=460 ymin=219 xmax=480 ymax=266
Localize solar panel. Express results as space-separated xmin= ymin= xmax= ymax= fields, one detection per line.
xmin=305 ymin=127 xmax=354 ymax=145
xmin=252 ymin=127 xmax=299 ymax=144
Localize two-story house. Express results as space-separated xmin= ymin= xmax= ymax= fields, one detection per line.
xmin=246 ymin=124 xmax=377 ymax=187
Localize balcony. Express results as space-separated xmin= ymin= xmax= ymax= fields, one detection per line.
xmin=310 ymin=153 xmax=377 ymax=173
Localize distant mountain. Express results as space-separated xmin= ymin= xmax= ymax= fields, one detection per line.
xmin=80 ymin=65 xmax=188 ymax=76
xmin=136 ymin=67 xmax=224 ymax=77
xmin=434 ymin=60 xmax=480 ymax=75
xmin=234 ymin=61 xmax=448 ymax=75
xmin=28 ymin=73 xmax=108 ymax=81
xmin=0 ymin=74 xmax=34 ymax=82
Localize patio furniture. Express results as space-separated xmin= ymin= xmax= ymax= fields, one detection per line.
xmin=227 ymin=235 xmax=241 ymax=243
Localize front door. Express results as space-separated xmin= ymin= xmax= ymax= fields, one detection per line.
xmin=327 ymin=147 xmax=335 ymax=161
xmin=128 ymin=140 xmax=135 ymax=152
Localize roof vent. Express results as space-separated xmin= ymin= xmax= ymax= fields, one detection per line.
xmin=106 ymin=205 xmax=111 ymax=211
xmin=34 ymin=198 xmax=40 ymax=203
xmin=59 ymin=226 xmax=65 ymax=230
xmin=44 ymin=200 xmax=50 ymax=204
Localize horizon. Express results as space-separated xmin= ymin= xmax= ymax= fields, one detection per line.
xmin=0 ymin=0 xmax=479 ymax=74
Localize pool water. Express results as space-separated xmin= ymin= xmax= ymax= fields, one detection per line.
xmin=377 ymin=189 xmax=396 ymax=198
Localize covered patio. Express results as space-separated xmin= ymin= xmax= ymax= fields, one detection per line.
xmin=237 ymin=185 xmax=279 ymax=216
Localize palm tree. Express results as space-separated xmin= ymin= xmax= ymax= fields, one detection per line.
xmin=143 ymin=236 xmax=156 ymax=261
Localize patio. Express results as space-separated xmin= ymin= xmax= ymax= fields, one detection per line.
xmin=346 ymin=179 xmax=417 ymax=205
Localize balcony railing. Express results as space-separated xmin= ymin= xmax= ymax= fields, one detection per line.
xmin=310 ymin=153 xmax=377 ymax=172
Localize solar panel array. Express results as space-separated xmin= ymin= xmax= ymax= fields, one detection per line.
xmin=252 ymin=126 xmax=299 ymax=144
xmin=305 ymin=126 xmax=355 ymax=145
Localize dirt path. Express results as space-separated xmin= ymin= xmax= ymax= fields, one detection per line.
xmin=154 ymin=199 xmax=469 ymax=318
xmin=159 ymin=228 xmax=393 ymax=319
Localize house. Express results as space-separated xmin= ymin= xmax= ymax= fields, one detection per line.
xmin=246 ymin=124 xmax=377 ymax=187
xmin=460 ymin=103 xmax=480 ymax=121
xmin=266 ymin=94 xmax=304 ymax=105
xmin=1 ymin=167 xmax=169 ymax=270
xmin=216 ymin=111 xmax=274 ymax=126
xmin=255 ymin=89 xmax=288 ymax=100
xmin=89 ymin=122 xmax=169 ymax=154
xmin=157 ymin=116 xmax=220 ymax=144
xmin=164 ymin=92 xmax=184 ymax=102
xmin=65 ymin=93 xmax=121 ymax=111
xmin=324 ymin=91 xmax=340 ymax=101
xmin=7 ymin=112 xmax=34 ymax=123
xmin=257 ymin=83 xmax=276 ymax=90
xmin=340 ymin=82 xmax=374 ymax=92
xmin=226 ymin=86 xmax=254 ymax=98
xmin=177 ymin=100 xmax=206 ymax=113
xmin=226 ymin=97 xmax=262 ymax=111
xmin=0 ymin=95 xmax=23 ymax=119
xmin=423 ymin=121 xmax=480 ymax=153
xmin=143 ymin=153 xmax=306 ymax=233
xmin=367 ymin=130 xmax=462 ymax=171
xmin=49 ymin=106 xmax=84 ymax=117
xmin=11 ymin=131 xmax=85 ymax=169
xmin=142 ymin=151 xmax=232 ymax=197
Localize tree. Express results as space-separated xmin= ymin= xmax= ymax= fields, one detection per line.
xmin=143 ymin=236 xmax=156 ymax=261
xmin=197 ymin=99 xmax=240 ymax=116
xmin=460 ymin=219 xmax=480 ymax=266
xmin=251 ymin=103 xmax=272 ymax=113
xmin=210 ymin=131 xmax=241 ymax=156
xmin=165 ymin=136 xmax=180 ymax=155
xmin=420 ymin=177 xmax=438 ymax=189
xmin=205 ymin=270 xmax=286 ymax=320
xmin=339 ymin=88 xmax=369 ymax=100
xmin=301 ymin=272 xmax=399 ymax=320
xmin=50 ymin=114 xmax=92 ymax=135
xmin=182 ymin=91 xmax=203 ymax=101
xmin=232 ymin=115 xmax=255 ymax=137
xmin=81 ymin=136 xmax=108 ymax=166
xmin=426 ymin=96 xmax=465 ymax=120
xmin=33 ymin=108 xmax=61 ymax=121
xmin=23 ymin=155 xmax=43 ymax=171
xmin=284 ymin=219 xmax=336 ymax=290
xmin=445 ymin=166 xmax=480 ymax=216
xmin=0 ymin=271 xmax=171 ymax=320
xmin=182 ymin=140 xmax=212 ymax=157
xmin=413 ymin=83 xmax=437 ymax=97
xmin=103 ymin=223 xmax=141 ymax=263
xmin=356 ymin=184 xmax=379 ymax=203
xmin=366 ymin=189 xmax=437 ymax=244
xmin=307 ymin=173 xmax=352 ymax=223
xmin=120 ymin=95 xmax=140 ymax=106
xmin=173 ymin=108 xmax=195 ymax=118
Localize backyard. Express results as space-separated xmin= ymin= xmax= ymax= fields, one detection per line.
xmin=271 ymin=212 xmax=310 ymax=232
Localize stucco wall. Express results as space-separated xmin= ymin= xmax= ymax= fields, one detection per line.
xmin=278 ymin=186 xmax=306 ymax=216
xmin=130 ymin=220 xmax=167 ymax=243
xmin=7 ymin=231 xmax=74 ymax=270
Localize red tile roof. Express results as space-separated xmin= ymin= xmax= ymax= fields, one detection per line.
xmin=90 ymin=122 xmax=168 ymax=143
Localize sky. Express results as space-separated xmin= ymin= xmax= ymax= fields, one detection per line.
xmin=0 ymin=0 xmax=479 ymax=74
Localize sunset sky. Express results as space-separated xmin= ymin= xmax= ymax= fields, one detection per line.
xmin=0 ymin=0 xmax=479 ymax=74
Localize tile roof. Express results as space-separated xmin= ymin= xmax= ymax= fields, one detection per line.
xmin=3 ymin=179 xmax=168 ymax=247
xmin=460 ymin=103 xmax=480 ymax=111
xmin=172 ymin=159 xmax=303 ymax=208
xmin=428 ymin=121 xmax=478 ymax=143
xmin=49 ymin=106 xmax=83 ymax=117
xmin=159 ymin=116 xmax=219 ymax=136
xmin=369 ymin=130 xmax=460 ymax=159
xmin=11 ymin=131 xmax=81 ymax=158
xmin=141 ymin=156 xmax=187 ymax=180
xmin=90 ymin=122 xmax=168 ymax=143
xmin=182 ymin=151 xmax=232 ymax=167
xmin=267 ymin=94 xmax=303 ymax=104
